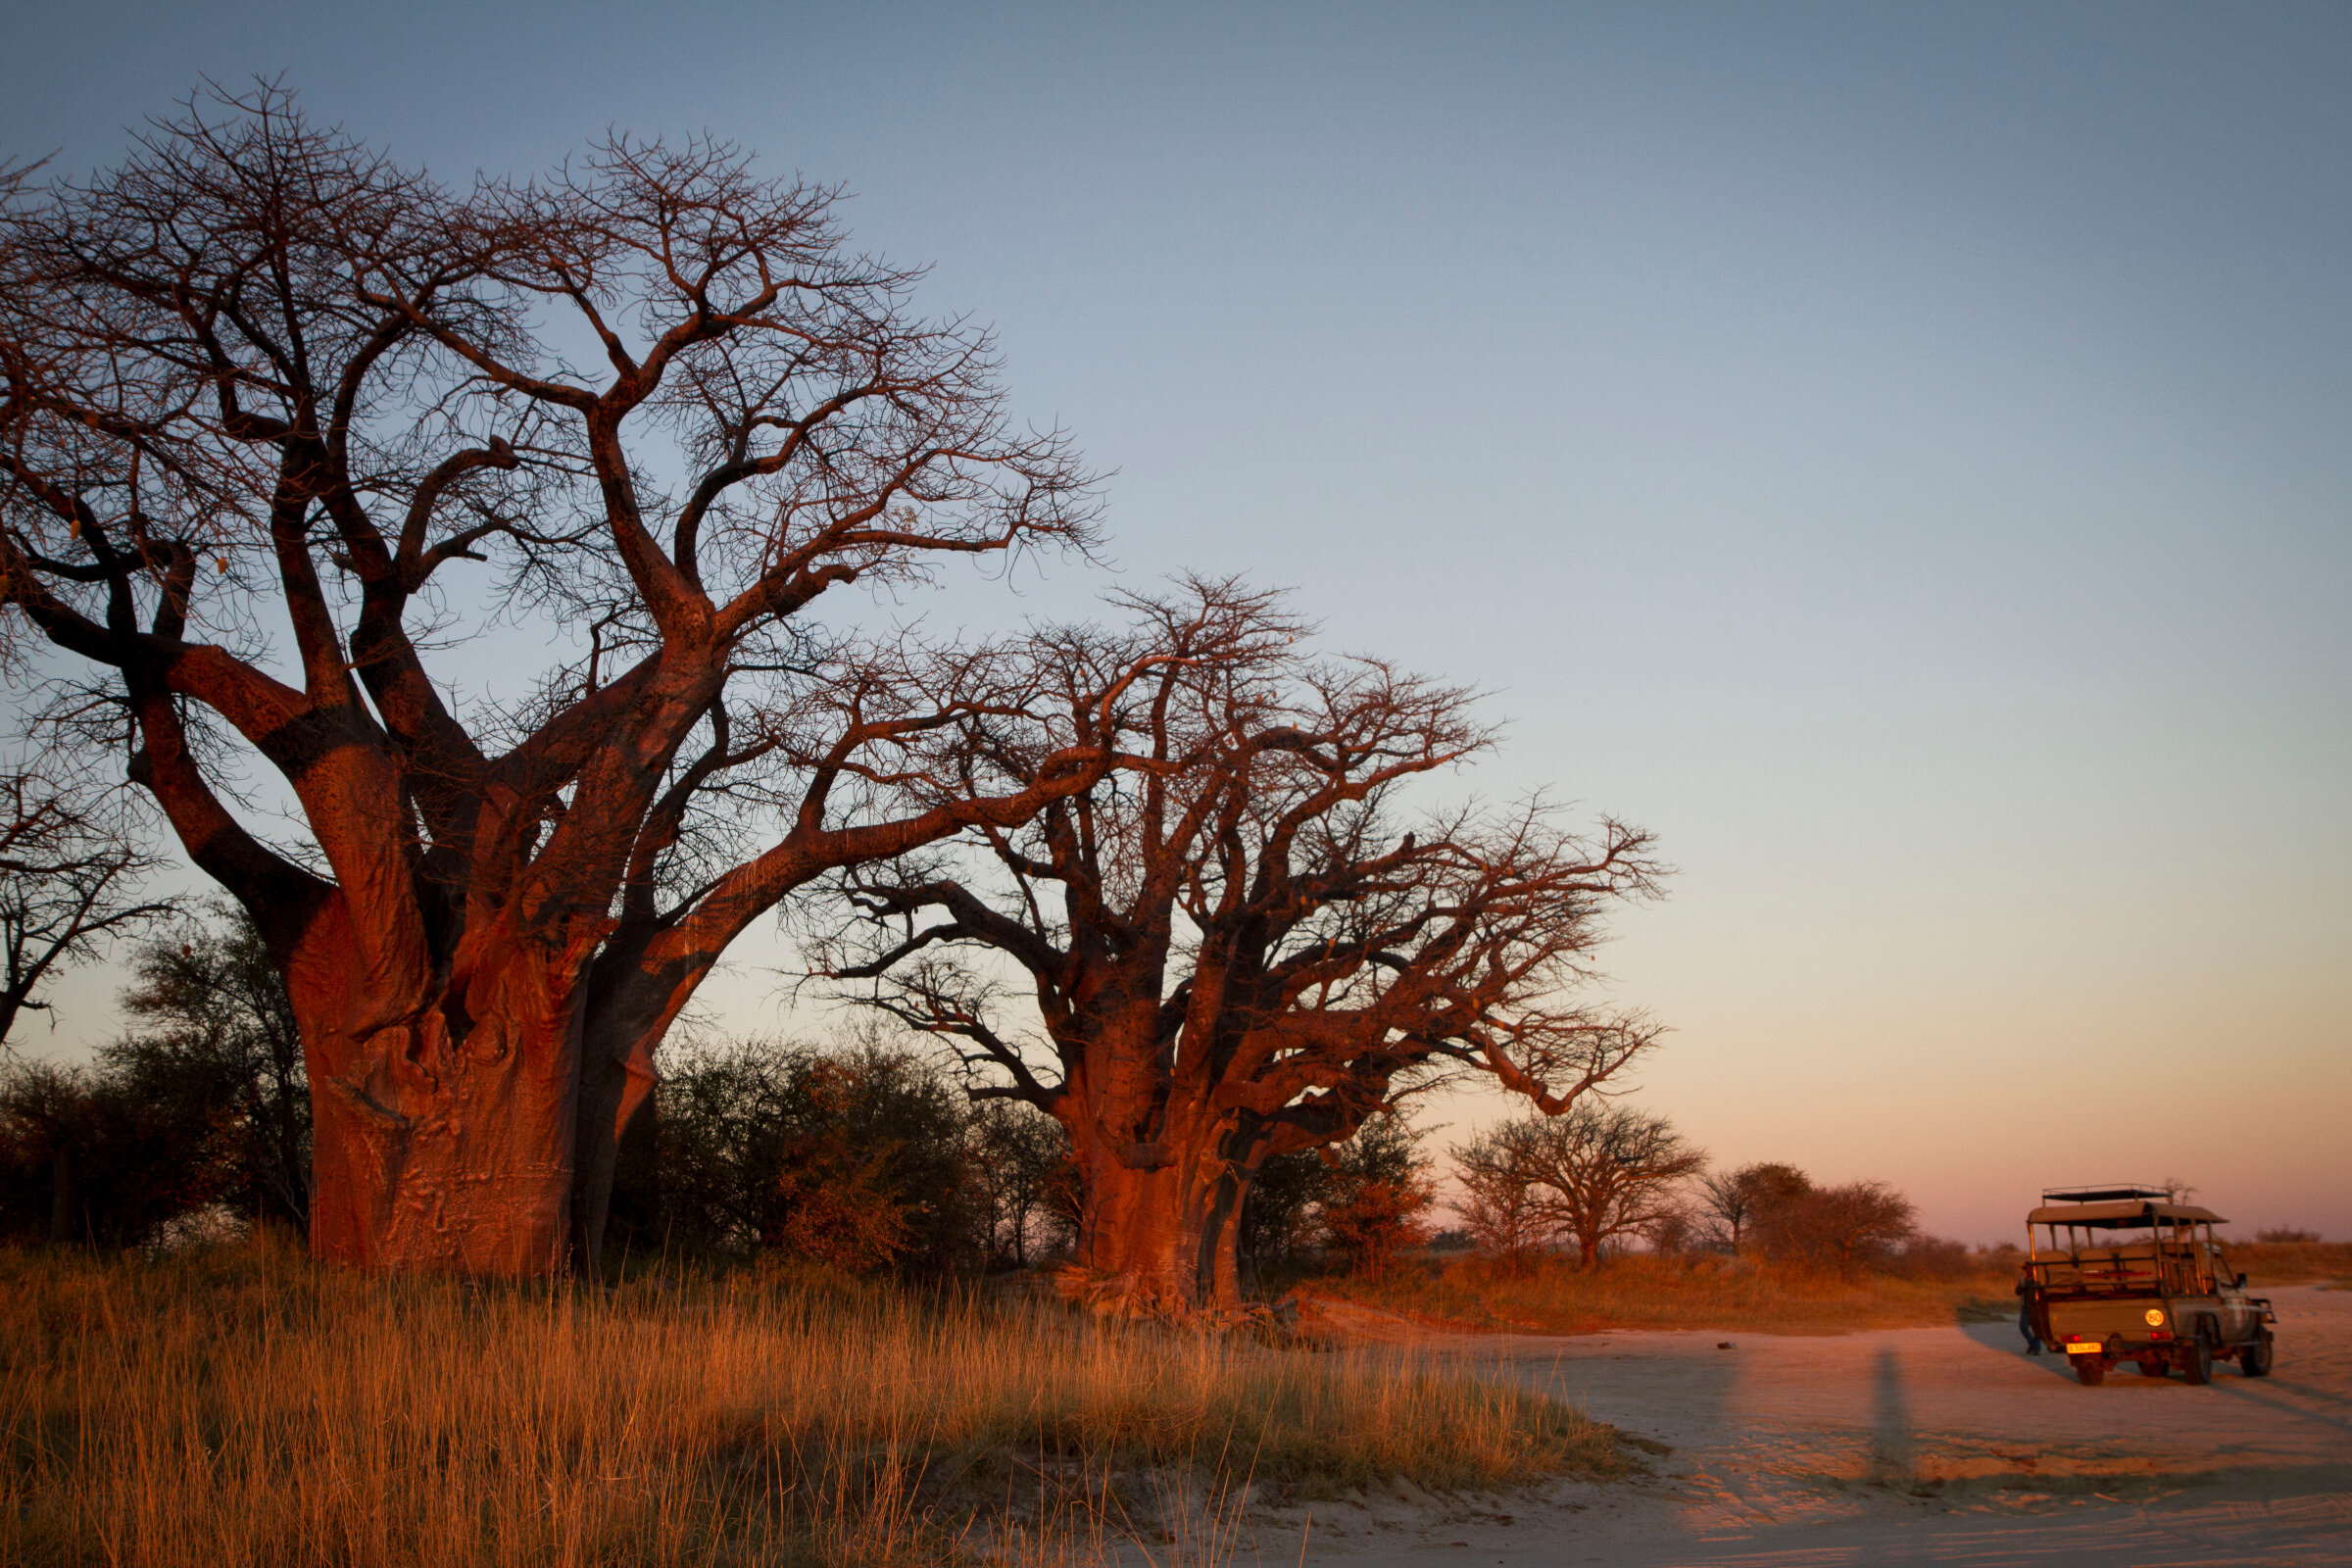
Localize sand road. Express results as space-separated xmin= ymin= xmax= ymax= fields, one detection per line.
xmin=1259 ymin=1284 xmax=2352 ymax=1567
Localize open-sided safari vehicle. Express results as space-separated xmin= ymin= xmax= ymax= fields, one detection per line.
xmin=2026 ymin=1185 xmax=2277 ymax=1386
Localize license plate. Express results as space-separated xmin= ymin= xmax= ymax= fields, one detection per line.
xmin=2064 ymin=1342 xmax=2102 ymax=1354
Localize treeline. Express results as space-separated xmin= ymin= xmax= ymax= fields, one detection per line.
xmin=1449 ymin=1103 xmax=1951 ymax=1278
xmin=0 ymin=911 xmax=1035 ymax=1269
xmin=0 ymin=911 xmax=1429 ymax=1278
xmin=0 ymin=908 xmax=1930 ymax=1281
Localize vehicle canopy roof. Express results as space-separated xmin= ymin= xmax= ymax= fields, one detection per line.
xmin=2027 ymin=1199 xmax=2227 ymax=1228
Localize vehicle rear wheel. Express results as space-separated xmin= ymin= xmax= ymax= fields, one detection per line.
xmin=2240 ymin=1334 xmax=2274 ymax=1377
xmin=2074 ymin=1355 xmax=2107 ymax=1387
xmin=2135 ymin=1358 xmax=2169 ymax=1378
xmin=2180 ymin=1336 xmax=2213 ymax=1385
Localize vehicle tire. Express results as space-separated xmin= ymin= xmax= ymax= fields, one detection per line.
xmin=2136 ymin=1358 xmax=2169 ymax=1378
xmin=2180 ymin=1335 xmax=2213 ymax=1385
xmin=2240 ymin=1334 xmax=2274 ymax=1378
xmin=2074 ymin=1356 xmax=2107 ymax=1387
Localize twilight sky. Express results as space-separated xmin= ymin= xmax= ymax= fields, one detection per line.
xmin=3 ymin=2 xmax=2345 ymax=1242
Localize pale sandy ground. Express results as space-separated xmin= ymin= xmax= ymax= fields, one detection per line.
xmin=1229 ymin=1284 xmax=2352 ymax=1568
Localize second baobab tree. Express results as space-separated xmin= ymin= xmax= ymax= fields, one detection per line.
xmin=824 ymin=579 xmax=1667 ymax=1316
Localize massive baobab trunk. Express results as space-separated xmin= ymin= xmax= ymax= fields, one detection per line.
xmin=292 ymin=904 xmax=591 ymax=1273
xmin=1064 ymin=1115 xmax=1277 ymax=1314
xmin=1072 ymin=1159 xmax=1222 ymax=1307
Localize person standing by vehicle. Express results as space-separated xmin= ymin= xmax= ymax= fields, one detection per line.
xmin=2016 ymin=1265 xmax=2044 ymax=1354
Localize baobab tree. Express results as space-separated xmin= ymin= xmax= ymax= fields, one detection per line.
xmin=0 ymin=84 xmax=1104 ymax=1275
xmin=825 ymin=579 xmax=1666 ymax=1315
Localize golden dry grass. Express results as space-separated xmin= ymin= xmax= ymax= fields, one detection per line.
xmin=0 ymin=1235 xmax=1623 ymax=1568
xmin=1303 ymin=1251 xmax=2017 ymax=1336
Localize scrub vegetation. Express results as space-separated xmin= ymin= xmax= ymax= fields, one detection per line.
xmin=1298 ymin=1237 xmax=2346 ymax=1339
xmin=2225 ymin=1240 xmax=2352 ymax=1287
xmin=1299 ymin=1248 xmax=2019 ymax=1336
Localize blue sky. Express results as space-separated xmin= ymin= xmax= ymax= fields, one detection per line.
xmin=4 ymin=2 xmax=2345 ymax=1240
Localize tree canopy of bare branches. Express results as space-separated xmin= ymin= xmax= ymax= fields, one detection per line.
xmin=1692 ymin=1159 xmax=1810 ymax=1251
xmin=0 ymin=83 xmax=1102 ymax=1274
xmin=1454 ymin=1102 xmax=1705 ymax=1271
xmin=0 ymin=769 xmax=173 ymax=1050
xmin=823 ymin=577 xmax=1665 ymax=1313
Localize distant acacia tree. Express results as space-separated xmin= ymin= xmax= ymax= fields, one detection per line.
xmin=827 ymin=578 xmax=1665 ymax=1315
xmin=1458 ymin=1103 xmax=1705 ymax=1271
xmin=0 ymin=84 xmax=1102 ymax=1275
xmin=963 ymin=1099 xmax=1074 ymax=1268
xmin=0 ymin=770 xmax=173 ymax=1051
xmin=1693 ymin=1160 xmax=1812 ymax=1252
xmin=1692 ymin=1168 xmax=1754 ymax=1251
xmin=1454 ymin=1120 xmax=1555 ymax=1271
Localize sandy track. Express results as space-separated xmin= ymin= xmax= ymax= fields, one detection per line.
xmin=1247 ymin=1284 xmax=2352 ymax=1567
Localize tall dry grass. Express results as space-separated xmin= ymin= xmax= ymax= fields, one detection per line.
xmin=2223 ymin=1240 xmax=2352 ymax=1287
xmin=0 ymin=1234 xmax=1620 ymax=1568
xmin=1307 ymin=1251 xmax=2019 ymax=1336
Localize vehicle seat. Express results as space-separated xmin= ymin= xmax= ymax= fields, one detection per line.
xmin=2082 ymin=1241 xmax=2163 ymax=1286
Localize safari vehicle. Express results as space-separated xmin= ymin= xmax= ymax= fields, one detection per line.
xmin=2025 ymin=1185 xmax=2277 ymax=1386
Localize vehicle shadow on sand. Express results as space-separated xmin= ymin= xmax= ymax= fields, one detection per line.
xmin=1959 ymin=1320 xmax=2100 ymax=1382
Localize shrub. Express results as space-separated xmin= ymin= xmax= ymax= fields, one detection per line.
xmin=1753 ymin=1179 xmax=1917 ymax=1276
xmin=1314 ymin=1114 xmax=1436 ymax=1276
xmin=1240 ymin=1145 xmax=1334 ymax=1270
xmin=1 ymin=909 xmax=307 ymax=1250
xmin=0 ymin=1058 xmax=228 ymax=1248
xmin=1892 ymin=1235 xmax=1972 ymax=1281
xmin=652 ymin=1039 xmax=985 ymax=1275
xmin=2256 ymin=1226 xmax=2323 ymax=1244
xmin=112 ymin=910 xmax=309 ymax=1232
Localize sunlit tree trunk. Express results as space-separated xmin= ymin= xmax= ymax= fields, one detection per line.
xmin=1059 ymin=1084 xmax=1273 ymax=1314
xmin=289 ymin=903 xmax=593 ymax=1275
xmin=1068 ymin=1151 xmax=1253 ymax=1313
